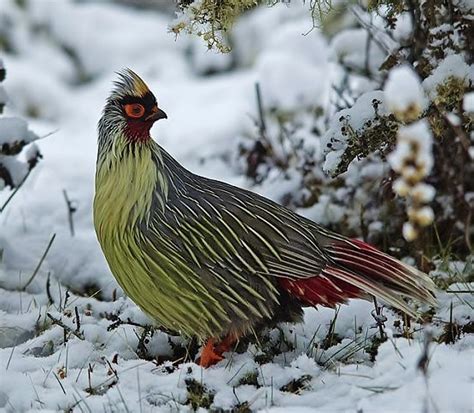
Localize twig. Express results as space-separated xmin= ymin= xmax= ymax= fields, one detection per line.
xmin=6 ymin=345 xmax=15 ymax=370
xmin=103 ymin=356 xmax=119 ymax=380
xmin=135 ymin=325 xmax=153 ymax=360
xmin=107 ymin=315 xmax=151 ymax=331
xmin=439 ymin=109 xmax=470 ymax=153
xmin=419 ymin=328 xmax=440 ymax=413
xmin=74 ymin=306 xmax=81 ymax=334
xmin=46 ymin=313 xmax=85 ymax=340
xmin=63 ymin=189 xmax=77 ymax=237
xmin=351 ymin=5 xmax=392 ymax=55
xmin=255 ymin=82 xmax=267 ymax=141
xmin=64 ymin=289 xmax=70 ymax=309
xmin=46 ymin=272 xmax=54 ymax=305
xmin=28 ymin=373 xmax=45 ymax=407
xmin=371 ymin=297 xmax=387 ymax=340
xmin=116 ymin=386 xmax=131 ymax=413
xmin=21 ymin=233 xmax=56 ymax=291
xmin=465 ymin=207 xmax=472 ymax=252
xmin=53 ymin=372 xmax=67 ymax=395
xmin=364 ymin=14 xmax=373 ymax=76
xmin=0 ymin=169 xmax=32 ymax=213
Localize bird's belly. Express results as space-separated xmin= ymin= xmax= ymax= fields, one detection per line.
xmin=99 ymin=229 xmax=232 ymax=338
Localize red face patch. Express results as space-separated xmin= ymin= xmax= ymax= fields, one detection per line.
xmin=124 ymin=118 xmax=154 ymax=143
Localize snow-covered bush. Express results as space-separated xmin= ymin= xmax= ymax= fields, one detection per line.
xmin=0 ymin=59 xmax=41 ymax=203
xmin=227 ymin=1 xmax=473 ymax=256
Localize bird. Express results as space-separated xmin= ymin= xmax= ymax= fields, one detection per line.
xmin=94 ymin=69 xmax=436 ymax=367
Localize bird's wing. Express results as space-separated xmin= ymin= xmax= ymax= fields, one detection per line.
xmin=188 ymin=176 xmax=367 ymax=307
xmin=148 ymin=170 xmax=361 ymax=308
xmin=146 ymin=157 xmax=436 ymax=317
xmin=176 ymin=175 xmax=331 ymax=277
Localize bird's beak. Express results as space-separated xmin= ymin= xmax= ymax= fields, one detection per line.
xmin=146 ymin=106 xmax=167 ymax=122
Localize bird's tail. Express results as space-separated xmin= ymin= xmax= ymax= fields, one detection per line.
xmin=321 ymin=238 xmax=437 ymax=318
xmin=280 ymin=238 xmax=437 ymax=318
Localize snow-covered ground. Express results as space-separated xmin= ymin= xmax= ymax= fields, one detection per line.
xmin=0 ymin=1 xmax=472 ymax=412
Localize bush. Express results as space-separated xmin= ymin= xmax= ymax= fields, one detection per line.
xmin=175 ymin=0 xmax=473 ymax=262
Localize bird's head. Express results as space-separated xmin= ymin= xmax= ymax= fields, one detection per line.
xmin=98 ymin=69 xmax=167 ymax=146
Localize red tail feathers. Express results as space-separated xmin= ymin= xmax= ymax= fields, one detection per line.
xmin=279 ymin=238 xmax=436 ymax=317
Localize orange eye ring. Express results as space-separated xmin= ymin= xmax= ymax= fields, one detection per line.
xmin=124 ymin=103 xmax=145 ymax=118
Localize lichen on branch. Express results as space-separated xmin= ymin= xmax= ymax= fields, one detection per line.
xmin=171 ymin=0 xmax=260 ymax=52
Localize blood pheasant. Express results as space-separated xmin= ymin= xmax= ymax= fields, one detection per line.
xmin=94 ymin=70 xmax=436 ymax=367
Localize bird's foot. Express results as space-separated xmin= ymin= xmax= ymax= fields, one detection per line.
xmin=198 ymin=338 xmax=223 ymax=367
xmin=198 ymin=335 xmax=237 ymax=368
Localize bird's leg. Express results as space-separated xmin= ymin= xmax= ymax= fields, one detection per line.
xmin=198 ymin=334 xmax=237 ymax=367
xmin=214 ymin=333 xmax=237 ymax=354
xmin=198 ymin=338 xmax=223 ymax=367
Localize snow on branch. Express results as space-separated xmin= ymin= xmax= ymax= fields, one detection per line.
xmin=322 ymin=91 xmax=398 ymax=177
xmin=0 ymin=59 xmax=41 ymax=194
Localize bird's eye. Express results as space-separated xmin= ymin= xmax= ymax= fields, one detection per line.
xmin=124 ymin=103 xmax=145 ymax=118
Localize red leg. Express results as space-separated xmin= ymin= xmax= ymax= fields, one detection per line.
xmin=214 ymin=334 xmax=237 ymax=354
xmin=198 ymin=334 xmax=238 ymax=367
xmin=198 ymin=338 xmax=223 ymax=368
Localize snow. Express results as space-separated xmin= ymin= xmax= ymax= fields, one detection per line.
xmin=329 ymin=28 xmax=387 ymax=75
xmin=321 ymin=90 xmax=388 ymax=174
xmin=232 ymin=4 xmax=311 ymax=68
xmin=464 ymin=91 xmax=474 ymax=112
xmin=402 ymin=221 xmax=418 ymax=242
xmin=408 ymin=205 xmax=435 ymax=227
xmin=256 ymin=51 xmax=328 ymax=112
xmin=384 ymin=65 xmax=427 ymax=121
xmin=297 ymin=194 xmax=345 ymax=226
xmin=0 ymin=1 xmax=472 ymax=412
xmin=0 ymin=117 xmax=38 ymax=145
xmin=453 ymin=0 xmax=474 ymax=12
xmin=27 ymin=0 xmax=189 ymax=80
xmin=189 ymin=38 xmax=233 ymax=75
xmin=0 ymin=115 xmax=39 ymax=189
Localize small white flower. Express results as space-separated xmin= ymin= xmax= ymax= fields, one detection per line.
xmin=414 ymin=206 xmax=435 ymax=227
xmin=393 ymin=178 xmax=410 ymax=197
xmin=412 ymin=183 xmax=436 ymax=203
xmin=403 ymin=222 xmax=418 ymax=241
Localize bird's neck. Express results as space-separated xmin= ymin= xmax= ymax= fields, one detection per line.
xmin=94 ymin=134 xmax=168 ymax=236
xmin=124 ymin=120 xmax=154 ymax=143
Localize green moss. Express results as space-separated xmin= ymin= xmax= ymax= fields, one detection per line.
xmin=185 ymin=377 xmax=215 ymax=411
xmin=433 ymin=76 xmax=467 ymax=110
xmin=238 ymin=371 xmax=260 ymax=387
xmin=330 ymin=102 xmax=399 ymax=177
